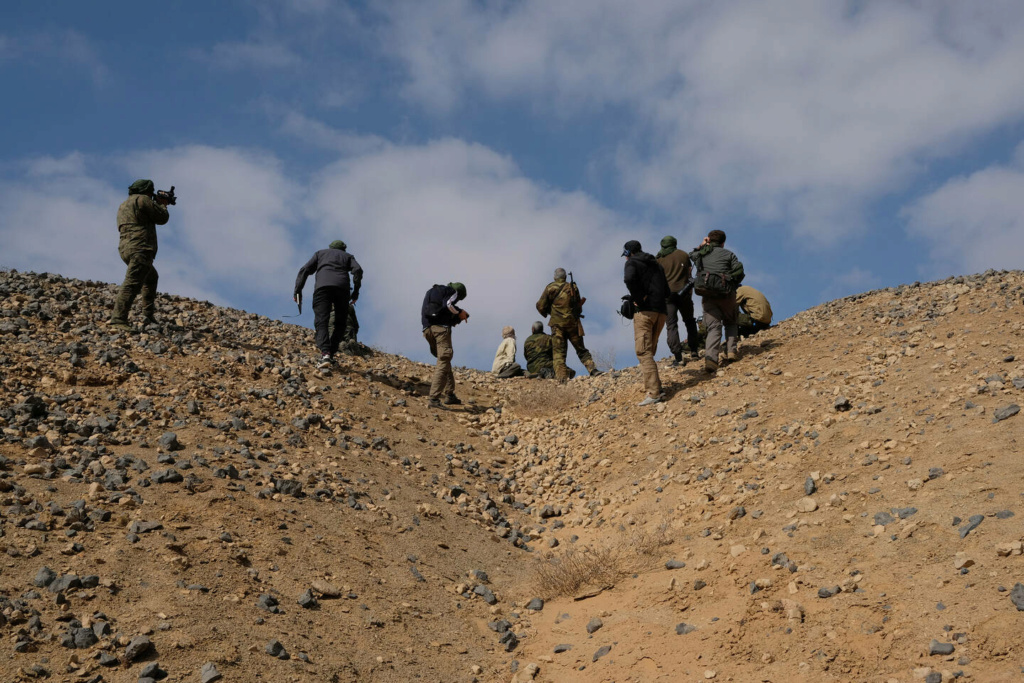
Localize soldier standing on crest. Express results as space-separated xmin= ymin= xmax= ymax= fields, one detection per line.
xmin=536 ymin=268 xmax=602 ymax=381
xmin=110 ymin=179 xmax=170 ymax=330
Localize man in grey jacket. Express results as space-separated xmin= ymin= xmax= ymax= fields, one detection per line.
xmin=690 ymin=230 xmax=744 ymax=373
xmin=294 ymin=240 xmax=363 ymax=367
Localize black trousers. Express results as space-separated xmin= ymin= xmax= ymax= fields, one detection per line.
xmin=312 ymin=286 xmax=349 ymax=355
xmin=666 ymin=290 xmax=700 ymax=356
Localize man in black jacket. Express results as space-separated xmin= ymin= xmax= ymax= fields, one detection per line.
xmin=294 ymin=240 xmax=363 ymax=367
xmin=421 ymin=282 xmax=470 ymax=408
xmin=623 ymin=240 xmax=670 ymax=406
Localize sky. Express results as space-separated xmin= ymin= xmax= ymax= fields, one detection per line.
xmin=2 ymin=0 xmax=1024 ymax=372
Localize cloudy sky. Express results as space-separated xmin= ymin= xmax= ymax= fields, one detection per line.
xmin=2 ymin=1 xmax=1023 ymax=371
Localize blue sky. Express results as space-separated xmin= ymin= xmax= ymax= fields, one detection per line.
xmin=3 ymin=0 xmax=1024 ymax=371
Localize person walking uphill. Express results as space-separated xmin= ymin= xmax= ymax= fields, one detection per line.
xmin=110 ymin=179 xmax=171 ymax=330
xmin=421 ymin=282 xmax=470 ymax=409
xmin=294 ymin=240 xmax=363 ymax=368
xmin=656 ymin=235 xmax=700 ymax=366
xmin=623 ymin=241 xmax=670 ymax=406
xmin=536 ymin=268 xmax=601 ymax=381
xmin=690 ymin=230 xmax=744 ymax=373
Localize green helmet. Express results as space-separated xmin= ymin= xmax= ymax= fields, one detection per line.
xmin=329 ymin=240 xmax=347 ymax=250
xmin=448 ymin=282 xmax=467 ymax=301
xmin=128 ymin=179 xmax=154 ymax=196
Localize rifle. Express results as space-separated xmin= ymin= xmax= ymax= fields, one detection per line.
xmin=569 ymin=271 xmax=586 ymax=336
xmin=155 ymin=186 xmax=177 ymax=206
xmin=282 ymin=291 xmax=302 ymax=318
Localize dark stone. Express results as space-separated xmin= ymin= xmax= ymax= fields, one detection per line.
xmin=817 ymin=586 xmax=840 ymax=598
xmin=157 ymin=432 xmax=183 ymax=451
xmin=1009 ymin=583 xmax=1024 ymax=611
xmin=526 ymin=598 xmax=544 ymax=611
xmin=693 ymin=579 xmax=707 ymax=591
xmin=996 ymin=510 xmax=1015 ymax=519
xmin=834 ymin=397 xmax=851 ymax=412
xmin=140 ymin=662 xmax=167 ymax=679
xmin=554 ymin=643 xmax=573 ymax=653
xmin=665 ymin=559 xmax=686 ymax=570
xmin=125 ymin=635 xmax=153 ymax=662
xmin=929 ymin=640 xmax=954 ymax=656
xmin=33 ymin=566 xmax=56 ymax=587
xmin=499 ymin=629 xmax=518 ymax=652
xmin=297 ymin=589 xmax=318 ymax=609
xmin=804 ymin=477 xmax=816 ymax=495
xmin=265 ymin=639 xmax=288 ymax=659
xmin=586 ymin=617 xmax=603 ymax=634
xmin=257 ymin=593 xmax=280 ymax=613
xmin=273 ymin=478 xmax=303 ymax=497
xmin=200 ymin=662 xmax=223 ymax=683
xmin=993 ymin=404 xmax=1020 ymax=423
xmin=129 ymin=520 xmax=163 ymax=534
xmin=593 ymin=645 xmax=612 ymax=662
xmin=488 ymin=619 xmax=512 ymax=633
xmin=675 ymin=622 xmax=697 ymax=635
xmin=873 ymin=511 xmax=894 ymax=526
xmin=958 ymin=515 xmax=984 ymax=539
xmin=151 ymin=468 xmax=183 ymax=484
xmin=473 ymin=584 xmax=497 ymax=605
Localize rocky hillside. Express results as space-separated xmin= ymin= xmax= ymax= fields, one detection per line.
xmin=0 ymin=268 xmax=1022 ymax=683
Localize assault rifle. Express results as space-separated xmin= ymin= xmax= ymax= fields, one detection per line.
xmin=155 ymin=186 xmax=177 ymax=206
xmin=568 ymin=271 xmax=586 ymax=319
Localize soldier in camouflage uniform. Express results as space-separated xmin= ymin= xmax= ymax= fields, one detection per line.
xmin=110 ymin=179 xmax=170 ymax=329
xmin=535 ymin=268 xmax=601 ymax=380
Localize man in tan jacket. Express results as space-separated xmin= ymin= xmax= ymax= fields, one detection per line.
xmin=735 ymin=285 xmax=773 ymax=334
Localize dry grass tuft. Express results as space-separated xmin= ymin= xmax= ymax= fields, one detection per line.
xmin=532 ymin=527 xmax=670 ymax=598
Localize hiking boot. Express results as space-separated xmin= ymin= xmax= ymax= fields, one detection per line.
xmin=108 ymin=318 xmax=131 ymax=331
xmin=316 ymin=354 xmax=333 ymax=369
xmin=444 ymin=395 xmax=463 ymax=406
xmin=689 ymin=349 xmax=700 ymax=360
xmin=725 ymin=351 xmax=739 ymax=362
xmin=704 ymin=358 xmax=719 ymax=373
xmin=637 ymin=395 xmax=662 ymax=407
xmin=427 ymin=398 xmax=443 ymax=409
xmin=671 ymin=351 xmax=687 ymax=367
xmin=589 ymin=368 xmax=604 ymax=377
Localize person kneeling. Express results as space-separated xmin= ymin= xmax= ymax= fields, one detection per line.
xmin=492 ymin=326 xmax=524 ymax=378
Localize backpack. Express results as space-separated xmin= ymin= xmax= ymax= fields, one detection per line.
xmin=693 ymin=251 xmax=733 ymax=298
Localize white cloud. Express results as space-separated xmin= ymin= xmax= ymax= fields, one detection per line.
xmin=276 ymin=109 xmax=389 ymax=155
xmin=380 ymin=0 xmax=1024 ymax=239
xmin=0 ymin=147 xmax=301 ymax=306
xmin=903 ymin=148 xmax=1024 ymax=275
xmin=306 ymin=137 xmax=655 ymax=369
xmin=195 ymin=40 xmax=301 ymax=70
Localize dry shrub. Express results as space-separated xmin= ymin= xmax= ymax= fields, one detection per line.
xmin=532 ymin=526 xmax=670 ymax=598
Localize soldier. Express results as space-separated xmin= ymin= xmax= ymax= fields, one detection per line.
xmin=110 ymin=179 xmax=171 ymax=330
xmin=735 ymin=285 xmax=773 ymax=334
xmin=690 ymin=230 xmax=744 ymax=373
xmin=536 ymin=268 xmax=601 ymax=380
xmin=294 ymin=240 xmax=363 ymax=367
xmin=656 ymin=235 xmax=700 ymax=365
xmin=623 ymin=240 xmax=670 ymax=406
xmin=523 ymin=321 xmax=557 ymax=379
xmin=421 ymin=282 xmax=470 ymax=408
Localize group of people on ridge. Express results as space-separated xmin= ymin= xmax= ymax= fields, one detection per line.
xmin=110 ymin=179 xmax=771 ymax=409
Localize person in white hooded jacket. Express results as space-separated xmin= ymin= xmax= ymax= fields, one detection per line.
xmin=492 ymin=326 xmax=523 ymax=377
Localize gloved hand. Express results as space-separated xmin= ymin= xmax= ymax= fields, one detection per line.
xmin=458 ymin=309 xmax=470 ymax=322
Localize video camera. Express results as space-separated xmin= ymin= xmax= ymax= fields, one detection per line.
xmin=155 ymin=186 xmax=177 ymax=206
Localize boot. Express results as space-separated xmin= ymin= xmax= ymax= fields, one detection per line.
xmin=671 ymin=351 xmax=684 ymax=367
xmin=704 ymin=358 xmax=719 ymax=373
xmin=108 ymin=318 xmax=131 ymax=331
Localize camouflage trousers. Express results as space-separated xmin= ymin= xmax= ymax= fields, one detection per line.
xmin=551 ymin=323 xmax=597 ymax=380
xmin=112 ymin=246 xmax=157 ymax=322
xmin=423 ymin=325 xmax=456 ymax=400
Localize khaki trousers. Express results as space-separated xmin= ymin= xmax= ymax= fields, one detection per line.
xmin=423 ymin=325 xmax=456 ymax=400
xmin=702 ymin=295 xmax=738 ymax=363
xmin=633 ymin=310 xmax=666 ymax=398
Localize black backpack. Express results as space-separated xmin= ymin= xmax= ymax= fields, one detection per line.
xmin=693 ymin=251 xmax=733 ymax=298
